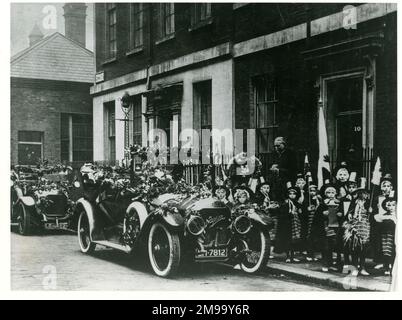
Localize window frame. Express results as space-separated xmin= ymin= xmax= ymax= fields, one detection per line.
xmin=190 ymin=3 xmax=212 ymax=29
xmin=72 ymin=114 xmax=93 ymax=162
xmin=254 ymin=76 xmax=279 ymax=155
xmin=17 ymin=131 xmax=44 ymax=165
xmin=193 ymin=80 xmax=212 ymax=155
xmin=107 ymin=103 xmax=116 ymax=162
xmin=105 ymin=3 xmax=117 ymax=61
xmin=132 ymin=95 xmax=143 ymax=146
xmin=60 ymin=113 xmax=93 ymax=162
xmin=128 ymin=3 xmax=145 ymax=52
xmin=156 ymin=3 xmax=175 ymax=43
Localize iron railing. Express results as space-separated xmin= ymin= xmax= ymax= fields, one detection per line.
xmin=59 ymin=147 xmax=381 ymax=189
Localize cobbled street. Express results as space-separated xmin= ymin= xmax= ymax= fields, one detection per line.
xmin=11 ymin=231 xmax=333 ymax=291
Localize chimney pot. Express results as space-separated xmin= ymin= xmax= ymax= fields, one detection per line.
xmin=63 ymin=3 xmax=87 ymax=47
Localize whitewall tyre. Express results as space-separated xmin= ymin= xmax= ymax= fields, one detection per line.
xmin=78 ymin=211 xmax=96 ymax=254
xmin=18 ymin=203 xmax=33 ymax=236
xmin=240 ymin=230 xmax=270 ymax=274
xmin=148 ymin=222 xmax=181 ymax=277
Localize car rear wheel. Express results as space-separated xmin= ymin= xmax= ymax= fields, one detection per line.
xmin=18 ymin=203 xmax=33 ymax=236
xmin=148 ymin=222 xmax=181 ymax=277
xmin=78 ymin=211 xmax=96 ymax=254
xmin=240 ymin=230 xmax=270 ymax=274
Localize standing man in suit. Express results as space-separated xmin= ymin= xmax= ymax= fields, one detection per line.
xmin=269 ymin=137 xmax=297 ymax=200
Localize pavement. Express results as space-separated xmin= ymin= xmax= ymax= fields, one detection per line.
xmin=10 ymin=231 xmax=393 ymax=292
xmin=266 ymin=253 xmax=394 ymax=292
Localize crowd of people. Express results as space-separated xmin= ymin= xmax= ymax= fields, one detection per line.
xmin=208 ymin=137 xmax=397 ymax=277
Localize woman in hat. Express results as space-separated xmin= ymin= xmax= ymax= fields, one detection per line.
xmin=276 ymin=182 xmax=302 ymax=263
xmin=375 ymin=196 xmax=397 ymax=275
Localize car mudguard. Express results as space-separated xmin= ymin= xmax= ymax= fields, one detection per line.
xmin=17 ymin=196 xmax=35 ymax=207
xmin=248 ymin=211 xmax=270 ymax=229
xmin=161 ymin=212 xmax=185 ymax=229
xmin=75 ymin=198 xmax=105 ymax=241
xmin=125 ymin=202 xmax=149 ymax=229
xmin=13 ymin=186 xmax=23 ymax=199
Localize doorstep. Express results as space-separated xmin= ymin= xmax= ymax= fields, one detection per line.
xmin=265 ymin=254 xmax=393 ymax=292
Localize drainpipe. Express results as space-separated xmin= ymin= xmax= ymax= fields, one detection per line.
xmin=144 ymin=3 xmax=155 ymax=147
xmin=147 ymin=3 xmax=154 ymax=91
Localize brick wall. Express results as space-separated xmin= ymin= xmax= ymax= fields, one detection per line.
xmin=95 ymin=3 xmax=360 ymax=84
xmin=10 ymin=78 xmax=93 ymax=165
xmin=96 ymin=3 xmax=233 ymax=82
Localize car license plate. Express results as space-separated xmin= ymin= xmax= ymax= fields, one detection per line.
xmin=44 ymin=222 xmax=69 ymax=230
xmin=195 ymin=248 xmax=228 ymax=260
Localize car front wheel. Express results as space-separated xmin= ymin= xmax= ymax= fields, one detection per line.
xmin=240 ymin=229 xmax=270 ymax=274
xmin=148 ymin=222 xmax=181 ymax=277
xmin=18 ymin=203 xmax=33 ymax=236
xmin=77 ymin=211 xmax=96 ymax=254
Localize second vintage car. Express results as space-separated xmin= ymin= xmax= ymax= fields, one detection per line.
xmin=11 ymin=165 xmax=78 ymax=235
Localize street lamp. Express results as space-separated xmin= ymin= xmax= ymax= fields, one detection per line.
xmin=120 ymin=92 xmax=132 ymax=166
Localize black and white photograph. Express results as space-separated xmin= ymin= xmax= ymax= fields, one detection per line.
xmin=6 ymin=1 xmax=399 ymax=296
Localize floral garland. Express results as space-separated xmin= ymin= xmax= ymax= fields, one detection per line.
xmin=12 ymin=162 xmax=77 ymax=217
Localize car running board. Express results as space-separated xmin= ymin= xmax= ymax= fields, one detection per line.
xmin=93 ymin=241 xmax=132 ymax=254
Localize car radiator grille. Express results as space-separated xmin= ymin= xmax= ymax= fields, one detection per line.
xmin=42 ymin=195 xmax=68 ymax=217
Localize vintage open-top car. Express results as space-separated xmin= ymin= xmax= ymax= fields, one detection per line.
xmin=76 ymin=163 xmax=271 ymax=277
xmin=11 ymin=165 xmax=77 ymax=235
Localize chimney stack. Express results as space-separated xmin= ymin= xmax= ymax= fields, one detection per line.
xmin=29 ymin=23 xmax=44 ymax=47
xmin=63 ymin=3 xmax=87 ymax=47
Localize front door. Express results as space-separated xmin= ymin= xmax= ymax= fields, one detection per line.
xmin=325 ymin=74 xmax=364 ymax=173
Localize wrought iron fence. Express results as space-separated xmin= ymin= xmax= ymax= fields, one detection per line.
xmin=59 ymin=147 xmax=378 ymax=189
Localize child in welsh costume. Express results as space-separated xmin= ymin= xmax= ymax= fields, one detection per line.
xmin=334 ymin=162 xmax=350 ymax=200
xmin=295 ymin=173 xmax=309 ymax=256
xmin=372 ymin=174 xmax=394 ymax=270
xmin=256 ymin=182 xmax=280 ymax=259
xmin=303 ymin=182 xmax=322 ymax=262
xmin=374 ymin=196 xmax=397 ymax=275
xmin=317 ymin=181 xmax=342 ymax=272
xmin=343 ymin=178 xmax=371 ymax=276
xmin=276 ymin=182 xmax=302 ymax=263
xmin=231 ymin=185 xmax=255 ymax=216
xmin=212 ymin=184 xmax=233 ymax=210
xmin=338 ymin=172 xmax=359 ymax=273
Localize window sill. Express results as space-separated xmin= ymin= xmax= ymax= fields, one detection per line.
xmin=102 ymin=57 xmax=117 ymax=66
xmin=155 ymin=33 xmax=175 ymax=45
xmin=188 ymin=18 xmax=213 ymax=32
xmin=126 ymin=46 xmax=144 ymax=56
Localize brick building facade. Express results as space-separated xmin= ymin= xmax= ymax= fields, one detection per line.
xmin=91 ymin=3 xmax=397 ymax=183
xmin=11 ymin=77 xmax=93 ymax=165
xmin=11 ymin=4 xmax=95 ymax=166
